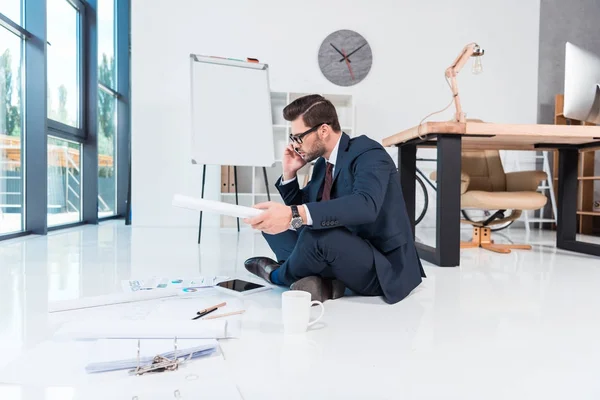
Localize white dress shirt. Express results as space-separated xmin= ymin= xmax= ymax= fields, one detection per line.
xmin=281 ymin=134 xmax=342 ymax=226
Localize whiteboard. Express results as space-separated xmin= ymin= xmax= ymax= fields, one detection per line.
xmin=189 ymin=54 xmax=276 ymax=167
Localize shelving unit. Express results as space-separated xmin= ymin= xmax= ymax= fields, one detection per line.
xmin=219 ymin=91 xmax=355 ymax=228
xmin=519 ymin=151 xmax=558 ymax=232
xmin=553 ymin=94 xmax=600 ymax=235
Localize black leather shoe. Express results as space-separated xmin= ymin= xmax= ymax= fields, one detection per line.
xmin=330 ymin=279 xmax=346 ymax=299
xmin=290 ymin=276 xmax=346 ymax=302
xmin=244 ymin=257 xmax=280 ymax=284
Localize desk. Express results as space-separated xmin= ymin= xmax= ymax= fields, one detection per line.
xmin=382 ymin=121 xmax=600 ymax=267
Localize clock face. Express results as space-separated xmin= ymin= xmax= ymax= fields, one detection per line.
xmin=318 ymin=29 xmax=372 ymax=86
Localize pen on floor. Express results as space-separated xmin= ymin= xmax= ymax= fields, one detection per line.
xmin=192 ymin=308 xmax=217 ymax=320
xmin=202 ymin=310 xmax=245 ymax=320
xmin=193 ymin=305 xmax=220 ymax=320
xmin=198 ymin=301 xmax=226 ymax=314
xmin=192 ymin=301 xmax=226 ymax=320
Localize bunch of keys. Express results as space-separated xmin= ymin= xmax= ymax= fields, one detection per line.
xmin=130 ymin=354 xmax=180 ymax=375
xmin=129 ymin=338 xmax=184 ymax=376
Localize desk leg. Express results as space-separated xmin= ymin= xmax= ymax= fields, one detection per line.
xmin=400 ymin=136 xmax=461 ymax=267
xmin=557 ymin=148 xmax=600 ymax=256
xmin=398 ymin=144 xmax=417 ymax=238
xmin=432 ymin=135 xmax=461 ymax=266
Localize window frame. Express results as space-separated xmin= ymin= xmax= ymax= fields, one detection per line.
xmin=99 ymin=0 xmax=130 ymax=221
xmin=46 ymin=0 xmax=87 ymax=139
xmin=0 ymin=12 xmax=31 ymax=39
xmin=1 ymin=0 xmax=131 ymax=241
xmin=0 ymin=21 xmax=29 ymax=236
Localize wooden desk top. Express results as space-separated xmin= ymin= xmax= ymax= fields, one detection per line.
xmin=382 ymin=121 xmax=600 ymax=151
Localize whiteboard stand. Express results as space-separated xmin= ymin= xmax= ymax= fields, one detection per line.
xmin=196 ymin=164 xmax=271 ymax=244
xmin=189 ymin=54 xmax=276 ymax=243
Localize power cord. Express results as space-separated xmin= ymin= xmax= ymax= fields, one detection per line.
xmin=416 ymin=74 xmax=456 ymax=140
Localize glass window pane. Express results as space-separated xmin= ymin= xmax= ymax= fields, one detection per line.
xmin=98 ymin=90 xmax=117 ymax=217
xmin=98 ymin=0 xmax=116 ymax=89
xmin=48 ymin=136 xmax=82 ymax=227
xmin=0 ymin=27 xmax=24 ymax=235
xmin=47 ymin=0 xmax=80 ymax=128
xmin=1 ymin=0 xmax=23 ymax=27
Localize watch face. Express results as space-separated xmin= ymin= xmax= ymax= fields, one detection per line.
xmin=318 ymin=29 xmax=372 ymax=86
xmin=291 ymin=217 xmax=303 ymax=229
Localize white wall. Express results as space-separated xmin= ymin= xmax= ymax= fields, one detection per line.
xmin=131 ymin=0 xmax=541 ymax=228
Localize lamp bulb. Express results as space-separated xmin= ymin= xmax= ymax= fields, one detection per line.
xmin=472 ymin=57 xmax=483 ymax=74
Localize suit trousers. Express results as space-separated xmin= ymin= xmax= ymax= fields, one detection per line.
xmin=262 ymin=227 xmax=383 ymax=296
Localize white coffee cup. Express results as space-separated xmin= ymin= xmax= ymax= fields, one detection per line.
xmin=281 ymin=290 xmax=325 ymax=334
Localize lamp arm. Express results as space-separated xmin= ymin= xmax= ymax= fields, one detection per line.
xmin=446 ymin=43 xmax=479 ymax=77
xmin=445 ymin=43 xmax=482 ymax=122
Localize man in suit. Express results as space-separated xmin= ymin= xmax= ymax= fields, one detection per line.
xmin=244 ymin=94 xmax=425 ymax=304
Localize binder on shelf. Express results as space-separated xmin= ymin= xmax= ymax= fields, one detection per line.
xmin=221 ymin=166 xmax=230 ymax=193
xmin=229 ymin=166 xmax=236 ymax=192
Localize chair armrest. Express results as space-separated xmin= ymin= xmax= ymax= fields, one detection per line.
xmin=430 ymin=171 xmax=470 ymax=194
xmin=505 ymin=171 xmax=548 ymax=192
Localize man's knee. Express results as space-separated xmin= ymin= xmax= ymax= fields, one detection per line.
xmin=262 ymin=230 xmax=298 ymax=262
xmin=297 ymin=228 xmax=326 ymax=246
xmin=297 ymin=228 xmax=349 ymax=251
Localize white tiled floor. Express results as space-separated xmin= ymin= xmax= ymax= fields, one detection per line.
xmin=1 ymin=221 xmax=600 ymax=399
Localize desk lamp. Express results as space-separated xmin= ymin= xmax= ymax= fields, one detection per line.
xmin=445 ymin=43 xmax=485 ymax=122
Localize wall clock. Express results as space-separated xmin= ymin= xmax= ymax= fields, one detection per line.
xmin=318 ymin=29 xmax=372 ymax=86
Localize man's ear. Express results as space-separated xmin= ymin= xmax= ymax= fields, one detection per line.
xmin=319 ymin=124 xmax=331 ymax=140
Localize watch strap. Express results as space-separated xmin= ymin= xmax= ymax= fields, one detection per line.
xmin=291 ymin=205 xmax=300 ymax=218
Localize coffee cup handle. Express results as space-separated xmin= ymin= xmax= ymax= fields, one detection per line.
xmin=307 ymin=301 xmax=325 ymax=327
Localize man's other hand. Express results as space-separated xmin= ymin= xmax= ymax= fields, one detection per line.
xmin=282 ymin=144 xmax=307 ymax=180
xmin=244 ymin=202 xmax=293 ymax=235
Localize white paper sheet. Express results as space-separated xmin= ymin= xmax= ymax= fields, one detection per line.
xmin=146 ymin=296 xmax=245 ymax=322
xmin=49 ymin=277 xmax=231 ymax=313
xmin=53 ymin=319 xmax=240 ymax=340
xmin=172 ymin=193 xmax=263 ymax=218
xmin=49 ymin=291 xmax=178 ymax=313
xmin=121 ymin=276 xmax=230 ymax=293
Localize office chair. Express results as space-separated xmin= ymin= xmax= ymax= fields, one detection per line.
xmin=433 ymin=149 xmax=548 ymax=254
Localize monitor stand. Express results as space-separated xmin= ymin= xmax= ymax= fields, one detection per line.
xmin=587 ymin=84 xmax=600 ymax=124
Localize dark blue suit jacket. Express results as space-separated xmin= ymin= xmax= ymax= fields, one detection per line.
xmin=276 ymin=132 xmax=425 ymax=304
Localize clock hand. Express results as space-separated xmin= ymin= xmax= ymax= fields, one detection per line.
xmin=330 ymin=43 xmax=350 ymax=62
xmin=342 ymin=48 xmax=355 ymax=80
xmin=339 ymin=42 xmax=367 ymax=62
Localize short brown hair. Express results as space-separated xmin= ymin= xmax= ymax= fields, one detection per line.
xmin=283 ymin=94 xmax=341 ymax=132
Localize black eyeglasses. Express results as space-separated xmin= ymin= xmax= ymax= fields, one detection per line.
xmin=289 ymin=123 xmax=330 ymax=144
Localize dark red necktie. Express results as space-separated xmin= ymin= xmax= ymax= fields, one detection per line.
xmin=320 ymin=162 xmax=334 ymax=201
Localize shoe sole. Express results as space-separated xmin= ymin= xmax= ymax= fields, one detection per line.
xmin=331 ymin=279 xmax=346 ymax=299
xmin=290 ymin=277 xmax=346 ymax=302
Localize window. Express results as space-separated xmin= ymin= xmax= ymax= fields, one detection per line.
xmin=0 ymin=26 xmax=24 ymax=235
xmin=47 ymin=0 xmax=84 ymax=228
xmin=47 ymin=0 xmax=81 ymax=128
xmin=98 ymin=0 xmax=115 ymax=87
xmin=1 ymin=0 xmax=130 ymax=241
xmin=47 ymin=136 xmax=82 ymax=226
xmin=98 ymin=91 xmax=117 ymax=216
xmin=98 ymin=0 xmax=117 ymax=217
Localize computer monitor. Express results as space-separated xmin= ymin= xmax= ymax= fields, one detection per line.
xmin=564 ymin=42 xmax=600 ymax=124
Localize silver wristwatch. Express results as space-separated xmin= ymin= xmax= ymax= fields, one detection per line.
xmin=290 ymin=205 xmax=303 ymax=229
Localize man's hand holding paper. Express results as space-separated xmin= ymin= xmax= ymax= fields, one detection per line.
xmin=244 ymin=201 xmax=296 ymax=235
